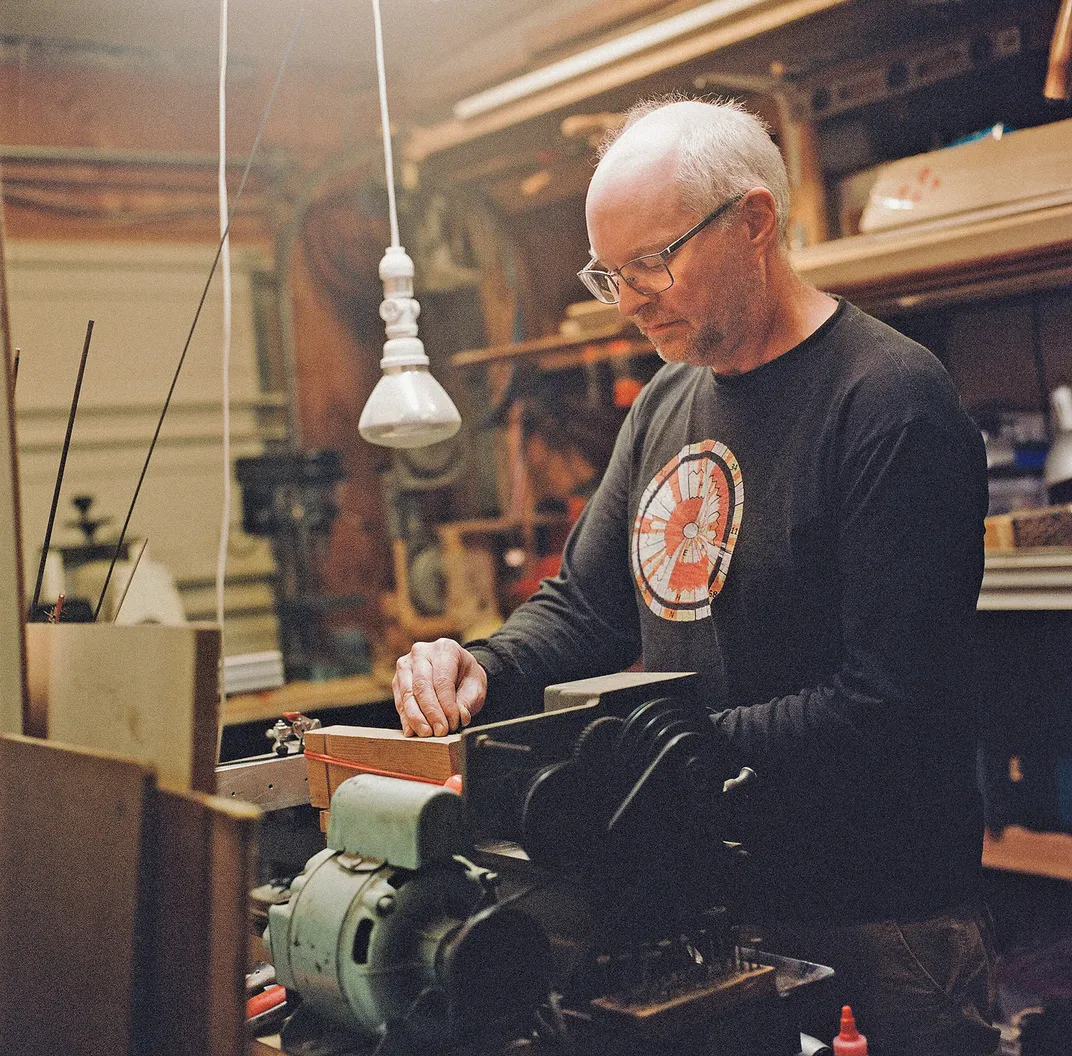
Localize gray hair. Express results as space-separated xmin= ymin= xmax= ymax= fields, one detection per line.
xmin=599 ymin=95 xmax=791 ymax=243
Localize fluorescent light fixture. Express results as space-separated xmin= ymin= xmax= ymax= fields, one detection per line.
xmin=453 ymin=0 xmax=768 ymax=121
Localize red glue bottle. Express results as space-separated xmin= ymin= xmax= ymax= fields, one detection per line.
xmin=833 ymin=1005 xmax=868 ymax=1055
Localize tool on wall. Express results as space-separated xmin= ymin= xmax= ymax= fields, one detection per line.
xmin=234 ymin=449 xmax=358 ymax=681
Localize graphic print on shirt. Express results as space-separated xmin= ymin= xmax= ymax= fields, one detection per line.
xmin=631 ymin=439 xmax=743 ymax=620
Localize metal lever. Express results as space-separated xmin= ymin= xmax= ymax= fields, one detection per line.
xmin=722 ymin=766 xmax=757 ymax=795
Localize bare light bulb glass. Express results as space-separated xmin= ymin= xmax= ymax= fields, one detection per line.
xmin=358 ymin=246 xmax=461 ymax=449
xmin=359 ymin=366 xmax=462 ymax=448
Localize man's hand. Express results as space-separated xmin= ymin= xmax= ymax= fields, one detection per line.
xmin=393 ymin=638 xmax=487 ymax=737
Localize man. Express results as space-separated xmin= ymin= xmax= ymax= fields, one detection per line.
xmin=393 ymin=98 xmax=997 ymax=1056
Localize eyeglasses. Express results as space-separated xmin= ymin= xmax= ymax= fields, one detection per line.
xmin=577 ymin=192 xmax=745 ymax=305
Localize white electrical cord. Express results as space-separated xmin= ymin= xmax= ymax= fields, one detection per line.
xmin=216 ymin=0 xmax=233 ymax=652
xmin=371 ymin=0 xmax=401 ymax=248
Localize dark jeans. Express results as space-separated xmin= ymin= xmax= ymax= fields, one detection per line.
xmin=748 ymin=904 xmax=1001 ymax=1056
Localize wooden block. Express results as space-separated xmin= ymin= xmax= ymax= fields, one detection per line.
xmin=147 ymin=789 xmax=211 ymax=1056
xmin=1011 ymin=504 xmax=1072 ymax=548
xmin=589 ymin=965 xmax=777 ymax=1041
xmin=205 ymin=793 xmax=261 ymax=1056
xmin=983 ymin=513 xmax=1015 ymax=551
xmin=983 ymin=824 xmax=1072 ymax=881
xmin=0 ymin=734 xmax=154 ymax=1056
xmin=24 ymin=623 xmax=221 ymax=792
xmin=146 ymin=788 xmax=261 ymax=1056
xmin=303 ymin=725 xmax=461 ymax=807
xmin=985 ymin=504 xmax=1072 ymax=551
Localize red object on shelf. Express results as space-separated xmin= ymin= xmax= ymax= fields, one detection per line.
xmin=247 ymin=984 xmax=286 ymax=1020
xmin=833 ymin=1005 xmax=868 ymax=1055
xmin=509 ymin=553 xmax=563 ymax=606
xmin=613 ymin=376 xmax=645 ymax=407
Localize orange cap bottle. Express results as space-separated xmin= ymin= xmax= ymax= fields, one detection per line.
xmin=833 ymin=1005 xmax=868 ymax=1055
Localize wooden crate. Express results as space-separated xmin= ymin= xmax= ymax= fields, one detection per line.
xmin=24 ymin=622 xmax=221 ymax=793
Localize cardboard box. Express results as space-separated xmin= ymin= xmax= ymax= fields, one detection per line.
xmin=860 ymin=118 xmax=1072 ymax=233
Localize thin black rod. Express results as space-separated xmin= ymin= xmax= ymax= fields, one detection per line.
xmin=11 ymin=348 xmax=18 ymax=393
xmin=1030 ymin=297 xmax=1052 ymax=434
xmin=112 ymin=537 xmax=149 ymax=623
xmin=93 ymin=10 xmax=304 ymax=621
xmin=32 ymin=320 xmax=93 ymax=612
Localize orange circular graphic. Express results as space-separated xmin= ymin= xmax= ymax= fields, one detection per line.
xmin=631 ymin=440 xmax=743 ymax=620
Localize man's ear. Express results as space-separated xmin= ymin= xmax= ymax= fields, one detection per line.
xmin=739 ymin=188 xmax=779 ymax=249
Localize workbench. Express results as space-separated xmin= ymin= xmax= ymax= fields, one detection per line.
xmin=223 ymin=672 xmax=395 ymax=727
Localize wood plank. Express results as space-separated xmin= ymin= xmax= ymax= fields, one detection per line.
xmin=405 ymin=0 xmax=853 ymax=163
xmin=223 ymin=671 xmax=392 ymax=727
xmin=0 ymin=733 xmax=154 ymax=1056
xmin=304 ymin=725 xmax=462 ymax=808
xmin=147 ymin=790 xmax=212 ymax=1056
xmin=146 ymin=789 xmax=260 ymax=1056
xmin=0 ymin=182 xmax=27 ymax=737
xmin=24 ymin=623 xmax=221 ymax=792
xmin=205 ymin=793 xmax=262 ymax=1056
xmin=982 ymin=825 xmax=1072 ymax=881
xmin=452 ymin=331 xmax=651 ymax=370
xmin=589 ymin=965 xmax=777 ymax=1041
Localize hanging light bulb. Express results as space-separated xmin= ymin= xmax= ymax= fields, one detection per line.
xmin=357 ymin=0 xmax=462 ymax=449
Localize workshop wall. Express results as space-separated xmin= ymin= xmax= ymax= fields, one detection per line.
xmin=0 ymin=43 xmax=398 ymax=658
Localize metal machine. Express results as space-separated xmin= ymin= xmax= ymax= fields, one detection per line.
xmin=266 ymin=673 xmax=834 ymax=1056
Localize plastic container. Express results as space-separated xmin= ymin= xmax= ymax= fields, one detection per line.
xmin=833 ymin=1005 xmax=868 ymax=1055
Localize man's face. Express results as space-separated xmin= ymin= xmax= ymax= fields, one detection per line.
xmin=585 ymin=163 xmax=755 ymax=371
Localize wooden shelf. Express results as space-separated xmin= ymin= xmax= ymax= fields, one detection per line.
xmin=980 ymin=549 xmax=1072 ymax=610
xmin=452 ymin=331 xmax=653 ymax=371
xmin=982 ymin=825 xmax=1072 ymax=882
xmin=223 ymin=673 xmax=393 ymax=727
xmin=436 ymin=514 xmax=568 ymax=536
xmin=791 ymin=196 xmax=1072 ymax=314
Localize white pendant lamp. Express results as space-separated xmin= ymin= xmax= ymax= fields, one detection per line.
xmin=357 ymin=0 xmax=462 ymax=449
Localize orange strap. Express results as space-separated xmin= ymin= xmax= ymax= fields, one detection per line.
xmin=303 ymin=748 xmax=447 ymax=786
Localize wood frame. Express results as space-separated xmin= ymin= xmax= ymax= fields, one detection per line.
xmin=0 ymin=171 xmax=28 ymax=735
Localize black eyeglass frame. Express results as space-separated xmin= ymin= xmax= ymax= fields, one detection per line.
xmin=577 ymin=192 xmax=746 ymax=304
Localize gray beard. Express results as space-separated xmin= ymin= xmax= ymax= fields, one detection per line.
xmin=663 ymin=321 xmax=727 ymax=368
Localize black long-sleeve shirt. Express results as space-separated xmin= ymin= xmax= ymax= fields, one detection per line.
xmin=469 ymin=299 xmax=989 ymax=924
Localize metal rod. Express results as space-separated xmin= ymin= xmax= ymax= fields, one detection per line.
xmin=93 ymin=10 xmax=304 ymax=621
xmin=112 ymin=537 xmax=148 ymax=623
xmin=474 ymin=735 xmax=533 ymax=754
xmin=10 ymin=348 xmax=18 ymax=394
xmin=31 ymin=320 xmax=93 ymax=614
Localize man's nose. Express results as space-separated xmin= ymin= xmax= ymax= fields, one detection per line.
xmin=617 ymin=282 xmax=652 ymax=318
